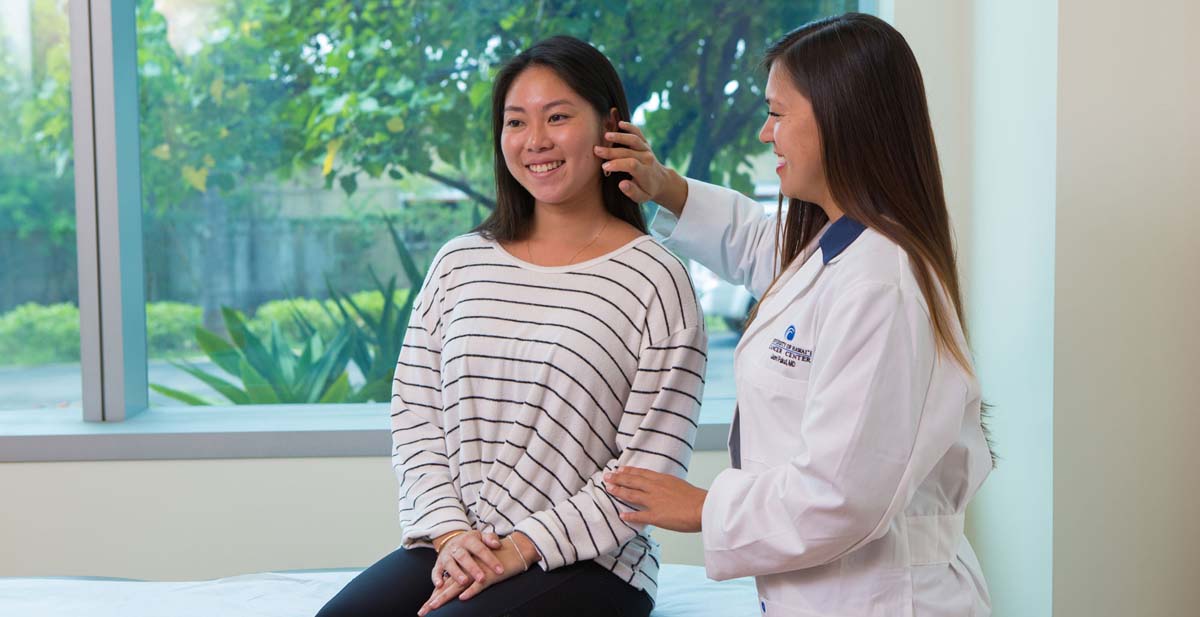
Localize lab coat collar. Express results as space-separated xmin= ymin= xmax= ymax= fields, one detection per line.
xmin=819 ymin=215 xmax=867 ymax=264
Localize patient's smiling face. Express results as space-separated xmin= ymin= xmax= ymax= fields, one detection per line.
xmin=500 ymin=66 xmax=612 ymax=209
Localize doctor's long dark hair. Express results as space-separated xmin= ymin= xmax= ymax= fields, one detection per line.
xmin=476 ymin=35 xmax=645 ymax=241
xmin=753 ymin=13 xmax=973 ymax=374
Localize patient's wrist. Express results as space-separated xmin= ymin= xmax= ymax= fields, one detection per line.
xmin=507 ymin=531 xmax=540 ymax=568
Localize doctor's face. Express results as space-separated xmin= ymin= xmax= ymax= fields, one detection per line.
xmin=758 ymin=63 xmax=830 ymax=205
xmin=500 ymin=66 xmax=612 ymax=209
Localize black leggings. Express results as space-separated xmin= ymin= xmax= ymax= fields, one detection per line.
xmin=316 ymin=547 xmax=653 ymax=617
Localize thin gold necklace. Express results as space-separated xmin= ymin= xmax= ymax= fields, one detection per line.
xmin=526 ymin=216 xmax=611 ymax=266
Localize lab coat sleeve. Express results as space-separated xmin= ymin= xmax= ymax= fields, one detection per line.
xmin=701 ymin=282 xmax=955 ymax=579
xmin=393 ymin=252 xmax=471 ymax=549
xmin=514 ymin=326 xmax=707 ymax=570
xmin=651 ymin=178 xmax=781 ymax=299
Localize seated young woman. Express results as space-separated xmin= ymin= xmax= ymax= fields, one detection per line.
xmin=316 ymin=35 xmax=708 ymax=617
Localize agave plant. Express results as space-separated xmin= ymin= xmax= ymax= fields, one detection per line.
xmin=326 ymin=214 xmax=426 ymax=402
xmin=150 ymin=306 xmax=357 ymax=405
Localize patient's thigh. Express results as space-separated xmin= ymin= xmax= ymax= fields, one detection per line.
xmin=315 ymin=547 xmax=436 ymax=617
xmin=429 ymin=561 xmax=651 ymax=617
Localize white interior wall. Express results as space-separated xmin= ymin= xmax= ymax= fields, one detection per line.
xmin=0 ymin=452 xmax=728 ymax=579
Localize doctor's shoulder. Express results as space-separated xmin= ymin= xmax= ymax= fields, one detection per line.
xmin=821 ymin=227 xmax=942 ymax=316
xmin=826 ymin=226 xmax=907 ymax=287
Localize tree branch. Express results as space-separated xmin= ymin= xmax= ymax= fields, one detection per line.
xmin=415 ymin=169 xmax=496 ymax=210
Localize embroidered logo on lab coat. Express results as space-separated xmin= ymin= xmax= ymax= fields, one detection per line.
xmin=768 ymin=326 xmax=812 ymax=368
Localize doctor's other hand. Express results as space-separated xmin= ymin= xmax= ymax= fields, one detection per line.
xmin=594 ymin=121 xmax=688 ymax=214
xmin=605 ymin=466 xmax=706 ymax=533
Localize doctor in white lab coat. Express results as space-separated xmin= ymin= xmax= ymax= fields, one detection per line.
xmin=600 ymin=13 xmax=993 ymax=617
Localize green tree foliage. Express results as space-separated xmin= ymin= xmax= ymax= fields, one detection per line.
xmin=267 ymin=0 xmax=854 ymax=202
xmin=3 ymin=0 xmax=854 ymax=253
xmin=0 ymin=0 xmax=75 ymax=247
xmin=135 ymin=0 xmax=295 ymax=213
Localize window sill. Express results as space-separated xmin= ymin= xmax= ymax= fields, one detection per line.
xmin=0 ymin=399 xmax=733 ymax=462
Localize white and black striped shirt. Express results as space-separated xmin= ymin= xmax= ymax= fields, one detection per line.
xmin=391 ymin=232 xmax=706 ymax=599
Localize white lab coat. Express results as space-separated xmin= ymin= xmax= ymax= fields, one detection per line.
xmin=653 ymin=179 xmax=992 ymax=617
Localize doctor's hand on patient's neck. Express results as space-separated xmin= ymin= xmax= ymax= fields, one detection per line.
xmin=593 ymin=121 xmax=689 ymax=216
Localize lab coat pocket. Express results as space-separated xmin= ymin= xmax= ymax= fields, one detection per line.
xmin=739 ymin=359 xmax=810 ymax=467
xmin=742 ymin=356 xmax=812 ymax=395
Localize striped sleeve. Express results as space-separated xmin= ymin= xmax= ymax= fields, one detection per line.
xmin=513 ymin=325 xmax=707 ymax=570
xmin=393 ymin=259 xmax=470 ymax=549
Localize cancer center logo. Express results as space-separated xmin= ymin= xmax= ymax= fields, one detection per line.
xmin=768 ymin=325 xmax=812 ymax=367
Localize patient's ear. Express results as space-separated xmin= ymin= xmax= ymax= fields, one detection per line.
xmin=605 ymin=107 xmax=620 ymax=136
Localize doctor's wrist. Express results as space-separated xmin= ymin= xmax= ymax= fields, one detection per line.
xmin=654 ymin=170 xmax=689 ymax=216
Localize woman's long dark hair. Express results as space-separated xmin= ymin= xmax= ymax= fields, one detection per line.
xmin=477 ymin=35 xmax=645 ymax=241
xmin=753 ymin=13 xmax=973 ymax=372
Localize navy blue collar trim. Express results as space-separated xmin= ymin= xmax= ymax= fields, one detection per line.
xmin=819 ymin=216 xmax=867 ymax=264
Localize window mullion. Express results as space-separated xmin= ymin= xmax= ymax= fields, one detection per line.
xmin=68 ymin=0 xmax=147 ymax=422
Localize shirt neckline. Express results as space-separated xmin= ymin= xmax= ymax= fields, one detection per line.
xmin=487 ymin=234 xmax=654 ymax=273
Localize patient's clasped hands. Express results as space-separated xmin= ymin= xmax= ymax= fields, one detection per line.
xmin=418 ymin=530 xmax=537 ymax=616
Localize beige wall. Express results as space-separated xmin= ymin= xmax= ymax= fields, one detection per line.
xmin=1054 ymin=0 xmax=1200 ymax=614
xmin=885 ymin=0 xmax=975 ymax=274
xmin=0 ymin=451 xmax=729 ymax=579
xmin=887 ymin=2 xmax=1200 ymax=616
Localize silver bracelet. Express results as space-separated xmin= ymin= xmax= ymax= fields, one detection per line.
xmin=506 ymin=535 xmax=529 ymax=572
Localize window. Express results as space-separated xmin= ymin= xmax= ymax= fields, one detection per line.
xmin=132 ymin=0 xmax=854 ymax=422
xmin=3 ymin=0 xmax=863 ymax=458
xmin=0 ymin=0 xmax=79 ymax=412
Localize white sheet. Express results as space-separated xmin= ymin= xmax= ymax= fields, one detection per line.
xmin=0 ymin=564 xmax=758 ymax=616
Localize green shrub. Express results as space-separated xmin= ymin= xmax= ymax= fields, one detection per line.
xmin=151 ymin=306 xmax=359 ymax=405
xmin=246 ymin=291 xmax=411 ymax=348
xmin=145 ymin=302 xmax=203 ymax=359
xmin=248 ymin=298 xmax=339 ymax=344
xmin=0 ymin=302 xmax=81 ymax=365
xmin=0 ymin=300 xmax=206 ymax=366
xmin=345 ymin=289 xmax=411 ymax=322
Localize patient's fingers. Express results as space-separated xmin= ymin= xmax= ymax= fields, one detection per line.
xmin=481 ymin=531 xmax=503 ymax=550
xmin=447 ymin=546 xmax=488 ymax=582
xmin=419 ymin=578 xmax=466 ymax=616
xmin=458 ymin=576 xmax=490 ymax=601
xmin=459 ymin=535 xmax=504 ymax=575
xmin=442 ymin=557 xmax=471 ymax=586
